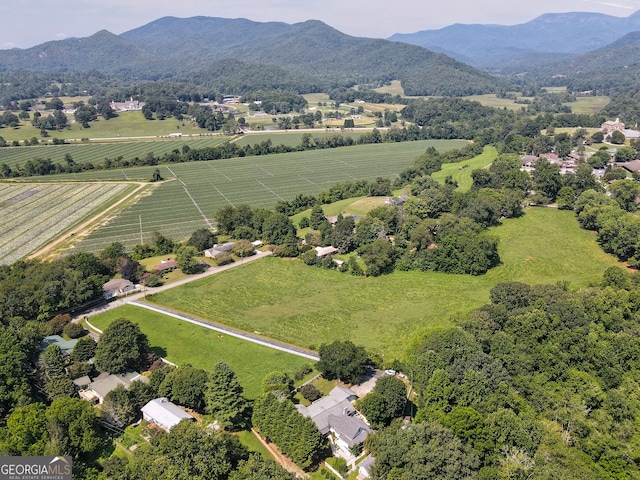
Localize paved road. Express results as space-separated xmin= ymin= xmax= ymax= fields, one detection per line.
xmin=79 ymin=249 xmax=320 ymax=361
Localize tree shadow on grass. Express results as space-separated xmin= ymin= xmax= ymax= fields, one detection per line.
xmin=150 ymin=346 xmax=167 ymax=358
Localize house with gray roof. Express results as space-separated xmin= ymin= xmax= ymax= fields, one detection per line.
xmin=141 ymin=397 xmax=195 ymax=432
xmin=204 ymin=242 xmax=236 ymax=258
xmin=296 ymin=386 xmax=370 ymax=458
xmin=79 ymin=371 xmax=148 ymax=404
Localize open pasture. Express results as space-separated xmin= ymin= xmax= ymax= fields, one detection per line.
xmin=0 ymin=110 xmax=206 ymax=142
xmin=565 ymin=96 xmax=611 ymax=115
xmin=0 ymin=136 xmax=230 ymax=170
xmin=372 ymin=80 xmax=406 ymax=96
xmin=0 ymin=182 xmax=133 ymax=264
xmin=87 ymin=304 xmax=314 ymax=399
xmin=68 ymin=140 xmax=467 ymax=252
xmin=148 ymin=207 xmax=621 ymax=360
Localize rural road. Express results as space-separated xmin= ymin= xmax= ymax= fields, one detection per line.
xmin=80 ymin=250 xmax=320 ymax=361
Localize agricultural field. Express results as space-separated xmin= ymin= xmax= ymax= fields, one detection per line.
xmin=87 ymin=304 xmax=315 ymax=399
xmin=147 ymin=207 xmax=621 ymax=360
xmin=61 ymin=139 xmax=467 ymax=252
xmin=0 ymin=135 xmax=230 ymax=170
xmin=0 ymin=181 xmax=134 ymax=264
xmin=232 ymin=130 xmax=366 ymax=148
xmin=466 ymin=94 xmax=533 ymax=111
xmin=431 ymin=146 xmax=497 ymax=191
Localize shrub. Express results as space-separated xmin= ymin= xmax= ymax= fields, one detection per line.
xmin=50 ymin=314 xmax=72 ymax=335
xmin=300 ymin=384 xmax=323 ymax=402
xmin=215 ymin=252 xmax=234 ymax=266
xmin=63 ymin=322 xmax=85 ymax=339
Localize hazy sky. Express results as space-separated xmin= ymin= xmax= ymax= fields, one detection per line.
xmin=3 ymin=0 xmax=640 ymax=49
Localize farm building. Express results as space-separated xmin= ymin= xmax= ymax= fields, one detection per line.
xmin=79 ymin=372 xmax=148 ymax=404
xmin=141 ymin=397 xmax=195 ymax=432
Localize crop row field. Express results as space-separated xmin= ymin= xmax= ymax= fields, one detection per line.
xmin=66 ymin=140 xmax=467 ymax=252
xmin=0 ymin=182 xmax=133 ymax=265
xmin=146 ymin=207 xmax=621 ymax=360
xmin=231 ymin=130 xmax=367 ymax=147
xmin=0 ymin=136 xmax=230 ymax=169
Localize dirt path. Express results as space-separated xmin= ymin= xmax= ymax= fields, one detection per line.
xmin=251 ymin=428 xmax=308 ymax=478
xmin=28 ymin=181 xmax=151 ymax=260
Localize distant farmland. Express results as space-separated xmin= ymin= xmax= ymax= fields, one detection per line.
xmin=70 ymin=139 xmax=467 ymax=252
xmin=0 ymin=136 xmax=230 ymax=170
xmin=0 ymin=182 xmax=134 ymax=264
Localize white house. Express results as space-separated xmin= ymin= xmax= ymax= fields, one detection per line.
xmin=141 ymin=397 xmax=195 ymax=432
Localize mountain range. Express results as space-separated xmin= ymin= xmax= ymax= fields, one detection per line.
xmin=389 ymin=10 xmax=640 ymax=70
xmin=0 ymin=17 xmax=502 ymax=96
xmin=2 ymin=12 xmax=640 ymax=97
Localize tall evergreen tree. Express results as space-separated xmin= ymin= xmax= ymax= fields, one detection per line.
xmin=205 ymin=362 xmax=249 ymax=430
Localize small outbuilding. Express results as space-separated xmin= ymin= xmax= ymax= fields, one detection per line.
xmin=141 ymin=397 xmax=195 ymax=432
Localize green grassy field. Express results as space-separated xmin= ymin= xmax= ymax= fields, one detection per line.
xmin=0 ymin=110 xmax=206 ymax=142
xmin=466 ymin=94 xmax=531 ymax=111
xmin=373 ymin=81 xmax=406 ymax=96
xmin=56 ymin=139 xmax=467 ymax=252
xmin=87 ymin=304 xmax=314 ymax=399
xmin=0 ymin=136 xmax=230 ymax=170
xmin=565 ymin=96 xmax=611 ymax=115
xmin=144 ymin=207 xmax=620 ymax=361
xmin=431 ymin=146 xmax=497 ymax=191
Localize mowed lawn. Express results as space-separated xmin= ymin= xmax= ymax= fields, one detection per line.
xmin=87 ymin=304 xmax=314 ymax=399
xmin=147 ymin=207 xmax=621 ymax=361
xmin=431 ymin=146 xmax=497 ymax=192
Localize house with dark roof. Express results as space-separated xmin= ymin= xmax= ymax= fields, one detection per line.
xmin=141 ymin=397 xmax=195 ymax=432
xmin=621 ymin=160 xmax=640 ymax=173
xmin=296 ymin=386 xmax=370 ymax=458
xmin=153 ymin=259 xmax=177 ymax=272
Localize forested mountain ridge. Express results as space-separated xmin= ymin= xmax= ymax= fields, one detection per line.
xmin=390 ymin=10 xmax=640 ymax=69
xmin=0 ymin=16 xmax=504 ymax=96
